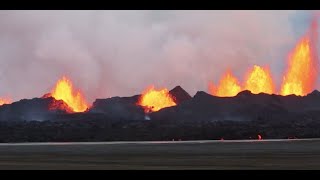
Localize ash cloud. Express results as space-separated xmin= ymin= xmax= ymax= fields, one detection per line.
xmin=0 ymin=10 xmax=315 ymax=103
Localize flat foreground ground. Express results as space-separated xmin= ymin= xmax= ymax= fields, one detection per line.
xmin=0 ymin=139 xmax=319 ymax=169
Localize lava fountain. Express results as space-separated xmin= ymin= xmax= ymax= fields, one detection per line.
xmin=280 ymin=17 xmax=318 ymax=96
xmin=210 ymin=70 xmax=241 ymax=97
xmin=137 ymin=86 xmax=176 ymax=112
xmin=50 ymin=76 xmax=89 ymax=112
xmin=244 ymin=65 xmax=275 ymax=94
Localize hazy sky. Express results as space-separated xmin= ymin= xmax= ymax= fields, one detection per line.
xmin=0 ymin=10 xmax=317 ymax=103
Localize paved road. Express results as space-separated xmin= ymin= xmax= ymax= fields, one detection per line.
xmin=0 ymin=139 xmax=319 ymax=169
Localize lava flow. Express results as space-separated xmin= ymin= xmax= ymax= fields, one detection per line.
xmin=210 ymin=70 xmax=241 ymax=97
xmin=0 ymin=97 xmax=11 ymax=106
xmin=50 ymin=76 xmax=89 ymax=112
xmin=244 ymin=65 xmax=275 ymax=94
xmin=138 ymin=86 xmax=176 ymax=112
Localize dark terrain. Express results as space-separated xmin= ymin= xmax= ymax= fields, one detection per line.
xmin=1 ymin=86 xmax=320 ymax=142
xmin=0 ymin=140 xmax=319 ymax=169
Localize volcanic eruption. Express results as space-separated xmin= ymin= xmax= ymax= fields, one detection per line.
xmin=208 ymin=16 xmax=318 ymax=97
xmin=2 ymin=11 xmax=320 ymax=143
xmin=0 ymin=98 xmax=11 ymax=106
xmin=244 ymin=65 xmax=275 ymax=94
xmin=209 ymin=70 xmax=242 ymax=97
xmin=49 ymin=76 xmax=89 ymax=112
xmin=137 ymin=86 xmax=176 ymax=112
xmin=280 ymin=16 xmax=318 ymax=96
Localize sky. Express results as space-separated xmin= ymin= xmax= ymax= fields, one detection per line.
xmin=0 ymin=10 xmax=317 ymax=103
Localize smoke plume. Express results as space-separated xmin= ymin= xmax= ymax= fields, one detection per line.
xmin=0 ymin=10 xmax=316 ymax=103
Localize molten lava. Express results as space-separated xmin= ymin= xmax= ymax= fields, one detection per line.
xmin=208 ymin=17 xmax=318 ymax=97
xmin=244 ymin=65 xmax=275 ymax=94
xmin=281 ymin=15 xmax=318 ymax=97
xmin=210 ymin=70 xmax=241 ymax=97
xmin=280 ymin=37 xmax=317 ymax=96
xmin=138 ymin=86 xmax=176 ymax=112
xmin=50 ymin=76 xmax=89 ymax=112
xmin=0 ymin=97 xmax=11 ymax=106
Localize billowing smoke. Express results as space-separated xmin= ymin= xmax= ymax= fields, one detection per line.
xmin=0 ymin=10 xmax=316 ymax=103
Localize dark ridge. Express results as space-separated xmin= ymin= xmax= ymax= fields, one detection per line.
xmin=88 ymin=86 xmax=192 ymax=121
xmin=89 ymin=95 xmax=145 ymax=121
xmin=169 ymin=86 xmax=192 ymax=104
xmin=308 ymin=90 xmax=320 ymax=96
xmin=0 ymin=97 xmax=72 ymax=122
xmin=236 ymin=90 xmax=253 ymax=97
xmin=193 ymin=91 xmax=212 ymax=99
xmin=2 ymin=88 xmax=320 ymax=142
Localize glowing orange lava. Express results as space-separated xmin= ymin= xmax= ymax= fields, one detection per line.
xmin=50 ymin=76 xmax=89 ymax=112
xmin=210 ymin=70 xmax=241 ymax=97
xmin=138 ymin=86 xmax=176 ymax=112
xmin=244 ymin=65 xmax=275 ymax=94
xmin=0 ymin=97 xmax=11 ymax=106
xmin=280 ymin=36 xmax=317 ymax=96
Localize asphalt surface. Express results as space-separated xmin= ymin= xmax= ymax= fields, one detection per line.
xmin=0 ymin=139 xmax=319 ymax=169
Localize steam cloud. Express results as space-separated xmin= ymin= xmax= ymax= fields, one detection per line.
xmin=0 ymin=10 xmax=317 ymax=103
